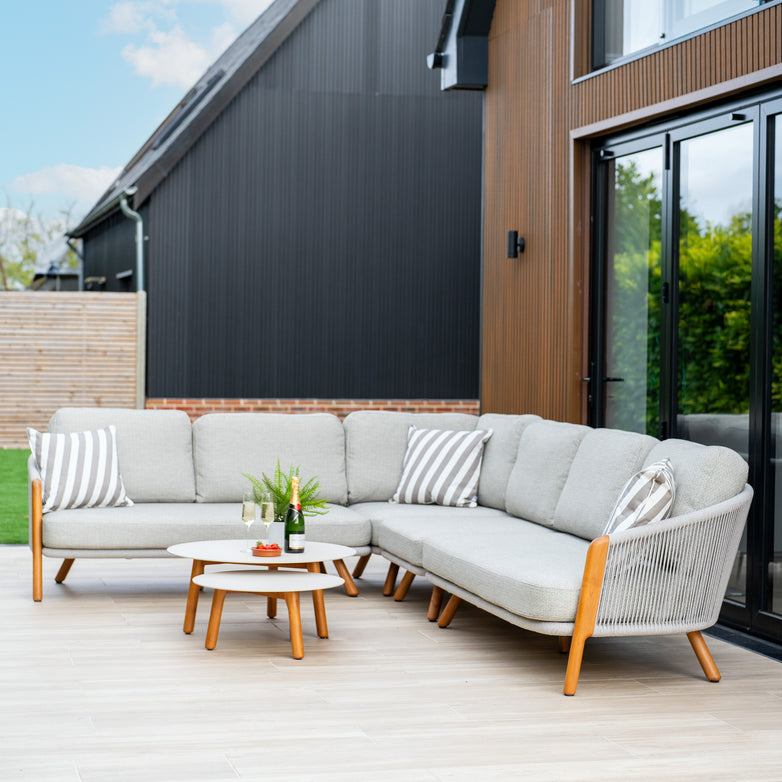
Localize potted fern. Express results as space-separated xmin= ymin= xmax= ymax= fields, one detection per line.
xmin=243 ymin=461 xmax=328 ymax=545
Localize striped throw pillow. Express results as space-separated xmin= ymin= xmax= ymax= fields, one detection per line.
xmin=27 ymin=426 xmax=134 ymax=512
xmin=603 ymin=458 xmax=675 ymax=535
xmin=390 ymin=427 xmax=493 ymax=507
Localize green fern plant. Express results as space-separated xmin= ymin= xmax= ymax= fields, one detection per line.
xmin=243 ymin=461 xmax=329 ymax=522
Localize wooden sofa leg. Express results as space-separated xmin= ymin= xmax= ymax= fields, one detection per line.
xmin=687 ymin=631 xmax=721 ymax=682
xmin=393 ymin=571 xmax=415 ymax=601
xmin=558 ymin=636 xmax=571 ymax=654
xmin=428 ymin=585 xmax=444 ymax=621
xmin=31 ymin=478 xmax=43 ymax=602
xmin=563 ymin=535 xmax=609 ymax=696
xmin=437 ymin=595 xmax=462 ymax=628
xmin=55 ymin=559 xmax=75 ymax=583
xmin=382 ymin=562 xmax=399 ymax=596
xmin=352 ymin=554 xmax=371 ymax=578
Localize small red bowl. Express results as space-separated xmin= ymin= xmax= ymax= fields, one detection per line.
xmin=251 ymin=546 xmax=281 ymax=557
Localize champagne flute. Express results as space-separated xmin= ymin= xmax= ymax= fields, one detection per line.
xmin=259 ymin=492 xmax=275 ymax=544
xmin=241 ymin=490 xmax=257 ymax=549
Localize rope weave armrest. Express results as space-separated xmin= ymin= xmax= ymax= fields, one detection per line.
xmin=594 ymin=484 xmax=752 ymax=637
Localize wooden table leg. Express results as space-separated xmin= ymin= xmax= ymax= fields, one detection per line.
xmin=267 ymin=564 xmax=278 ymax=617
xmin=333 ymin=558 xmax=359 ymax=597
xmin=284 ymin=591 xmax=304 ymax=659
xmin=204 ymin=589 xmax=228 ymax=650
xmin=184 ymin=559 xmax=205 ymax=634
xmin=307 ymin=563 xmax=329 ymax=638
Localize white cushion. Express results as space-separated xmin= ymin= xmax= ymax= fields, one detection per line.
xmin=390 ymin=427 xmax=492 ymax=507
xmin=603 ymin=458 xmax=675 ymax=535
xmin=27 ymin=426 xmax=133 ymax=512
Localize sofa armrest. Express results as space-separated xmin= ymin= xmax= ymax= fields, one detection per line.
xmin=28 ymin=455 xmax=43 ymax=601
xmin=594 ymin=484 xmax=753 ymax=635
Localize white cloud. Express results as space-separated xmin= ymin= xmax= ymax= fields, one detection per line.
xmin=10 ymin=164 xmax=122 ymax=205
xmin=102 ymin=1 xmax=274 ymax=90
xmin=122 ymin=24 xmax=214 ymax=88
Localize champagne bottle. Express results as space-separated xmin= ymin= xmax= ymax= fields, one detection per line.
xmin=284 ymin=476 xmax=305 ymax=553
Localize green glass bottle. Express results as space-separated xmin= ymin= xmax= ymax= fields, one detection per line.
xmin=284 ymin=476 xmax=305 ymax=553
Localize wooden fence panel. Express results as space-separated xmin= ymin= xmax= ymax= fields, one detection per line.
xmin=0 ymin=292 xmax=144 ymax=448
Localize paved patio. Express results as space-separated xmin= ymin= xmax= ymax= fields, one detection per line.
xmin=3 ymin=544 xmax=782 ymax=781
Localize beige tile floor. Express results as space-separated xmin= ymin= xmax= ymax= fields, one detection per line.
xmin=4 ymin=544 xmax=782 ymax=781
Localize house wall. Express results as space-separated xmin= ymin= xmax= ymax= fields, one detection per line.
xmin=481 ymin=0 xmax=782 ymax=420
xmin=133 ymin=0 xmax=484 ymax=401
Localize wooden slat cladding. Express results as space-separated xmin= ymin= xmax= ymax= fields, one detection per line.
xmin=0 ymin=293 xmax=141 ymax=448
xmin=481 ymin=0 xmax=782 ymax=420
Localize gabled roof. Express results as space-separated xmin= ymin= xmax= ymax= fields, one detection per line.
xmin=70 ymin=0 xmax=319 ymax=237
xmin=427 ymin=0 xmax=496 ymax=91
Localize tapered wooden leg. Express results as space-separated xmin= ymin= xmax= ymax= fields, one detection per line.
xmin=333 ymin=558 xmax=359 ymax=596
xmin=382 ymin=562 xmax=399 ymax=596
xmin=307 ymin=563 xmax=328 ymax=638
xmin=393 ymin=571 xmax=416 ymax=601
xmin=55 ymin=558 xmax=75 ymax=583
xmin=267 ymin=596 xmax=278 ymax=618
xmin=558 ymin=636 xmax=571 ymax=654
xmin=31 ymin=479 xmax=43 ymax=602
xmin=563 ymin=536 xmax=609 ymax=696
xmin=284 ymin=591 xmax=304 ymax=659
xmin=184 ymin=559 xmax=205 ymax=634
xmin=319 ymin=562 xmax=327 ymax=574
xmin=687 ymin=631 xmax=721 ymax=682
xmin=437 ymin=595 xmax=462 ymax=628
xmin=428 ymin=585 xmax=444 ymax=621
xmin=204 ymin=589 xmax=228 ymax=650
xmin=352 ymin=554 xmax=371 ymax=578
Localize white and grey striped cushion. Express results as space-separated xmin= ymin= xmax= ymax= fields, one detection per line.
xmin=27 ymin=426 xmax=134 ymax=512
xmin=603 ymin=458 xmax=675 ymax=535
xmin=390 ymin=427 xmax=493 ymax=508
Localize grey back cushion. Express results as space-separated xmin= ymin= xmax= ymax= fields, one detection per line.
xmin=48 ymin=408 xmax=196 ymax=502
xmin=552 ymin=428 xmax=658 ymax=540
xmin=193 ymin=413 xmax=347 ymax=504
xmin=642 ymin=438 xmax=748 ymax=516
xmin=476 ymin=413 xmax=543 ymax=509
xmin=505 ymin=420 xmax=591 ymax=527
xmin=344 ymin=411 xmax=478 ymax=503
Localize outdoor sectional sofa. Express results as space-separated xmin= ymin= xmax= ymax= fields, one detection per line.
xmin=28 ymin=407 xmax=752 ymax=695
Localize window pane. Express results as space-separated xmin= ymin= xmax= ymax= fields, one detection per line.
xmin=677 ymin=123 xmax=753 ymax=605
xmin=604 ymin=148 xmax=663 ymax=435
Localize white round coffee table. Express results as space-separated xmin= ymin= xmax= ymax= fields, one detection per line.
xmin=192 ymin=569 xmax=344 ymax=659
xmin=167 ymin=540 xmax=356 ymax=639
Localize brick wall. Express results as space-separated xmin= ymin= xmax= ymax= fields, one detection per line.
xmin=145 ymin=398 xmax=480 ymax=421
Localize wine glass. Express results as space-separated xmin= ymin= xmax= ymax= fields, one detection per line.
xmin=258 ymin=492 xmax=275 ymax=544
xmin=241 ymin=490 xmax=257 ymax=550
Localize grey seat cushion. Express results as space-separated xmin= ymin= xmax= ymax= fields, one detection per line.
xmin=42 ymin=502 xmax=369 ymax=550
xmin=422 ymin=519 xmax=591 ymax=622
xmin=552 ymin=428 xmax=658 ymax=540
xmin=48 ymin=408 xmax=196 ymax=503
xmin=476 ymin=413 xmax=542 ymax=510
xmin=351 ymin=502 xmax=509 ymax=567
xmin=642 ymin=439 xmax=749 ymax=516
xmin=344 ymin=411 xmax=478 ymax=503
xmin=193 ymin=413 xmax=348 ymax=504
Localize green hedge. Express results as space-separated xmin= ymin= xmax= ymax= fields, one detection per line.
xmin=0 ymin=450 xmax=29 ymax=544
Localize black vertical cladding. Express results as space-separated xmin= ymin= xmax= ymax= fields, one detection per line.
xmin=141 ymin=0 xmax=483 ymax=399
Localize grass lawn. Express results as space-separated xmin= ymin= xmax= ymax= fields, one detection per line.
xmin=0 ymin=449 xmax=29 ymax=543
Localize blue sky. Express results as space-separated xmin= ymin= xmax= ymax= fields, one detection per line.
xmin=1 ymin=0 xmax=272 ymax=226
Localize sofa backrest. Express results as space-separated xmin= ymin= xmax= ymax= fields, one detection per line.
xmin=193 ymin=413 xmax=347 ymax=504
xmin=552 ymin=427 xmax=658 ymax=539
xmin=505 ymin=420 xmax=590 ymax=527
xmin=343 ymin=411 xmax=479 ymax=503
xmin=642 ymin=438 xmax=748 ymax=516
xmin=47 ymin=408 xmax=196 ymax=502
xmin=476 ymin=413 xmax=542 ymax=510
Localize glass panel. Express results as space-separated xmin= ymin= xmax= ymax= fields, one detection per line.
xmin=677 ymin=123 xmax=753 ymax=604
xmin=665 ymin=0 xmax=761 ymax=41
xmin=770 ymin=118 xmax=782 ymax=615
xmin=604 ymin=147 xmax=663 ymax=435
